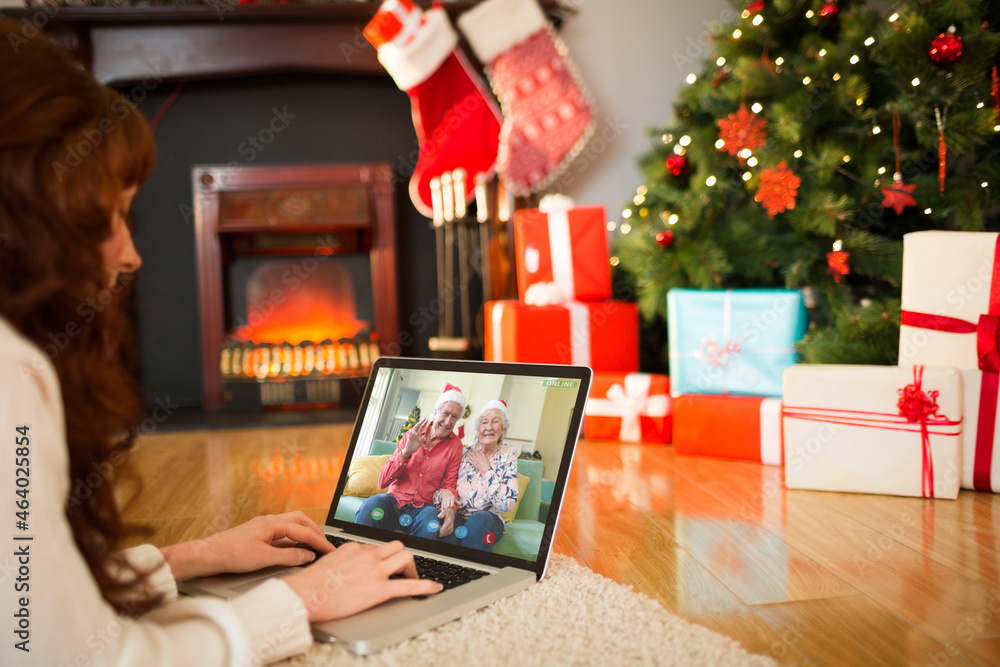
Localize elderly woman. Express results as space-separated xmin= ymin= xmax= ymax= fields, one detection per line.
xmin=436 ymin=400 xmax=519 ymax=552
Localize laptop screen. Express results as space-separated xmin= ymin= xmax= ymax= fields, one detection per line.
xmin=326 ymin=357 xmax=591 ymax=577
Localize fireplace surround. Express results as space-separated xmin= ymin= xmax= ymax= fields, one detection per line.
xmin=194 ymin=162 xmax=397 ymax=411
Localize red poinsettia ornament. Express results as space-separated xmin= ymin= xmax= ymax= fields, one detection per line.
xmin=717 ymin=104 xmax=767 ymax=158
xmin=755 ymin=160 xmax=800 ymax=218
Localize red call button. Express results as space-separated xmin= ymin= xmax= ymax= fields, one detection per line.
xmin=482 ymin=532 xmax=496 ymax=545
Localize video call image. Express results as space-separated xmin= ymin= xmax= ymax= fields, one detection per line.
xmin=333 ymin=367 xmax=583 ymax=562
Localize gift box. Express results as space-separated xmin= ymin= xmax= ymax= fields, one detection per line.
xmin=667 ymin=288 xmax=808 ymax=397
xmin=899 ymin=231 xmax=1000 ymax=493
xmin=514 ymin=205 xmax=611 ymax=303
xmin=583 ymin=372 xmax=671 ymax=444
xmin=782 ymin=364 xmax=963 ymax=499
xmin=485 ymin=300 xmax=638 ymax=372
xmin=673 ymin=394 xmax=783 ymax=464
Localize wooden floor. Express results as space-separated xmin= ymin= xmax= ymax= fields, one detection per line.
xmin=121 ymin=423 xmax=1000 ymax=666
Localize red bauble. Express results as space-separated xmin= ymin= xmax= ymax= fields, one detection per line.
xmin=819 ymin=2 xmax=839 ymax=19
xmin=665 ymin=154 xmax=688 ymax=176
xmin=655 ymin=230 xmax=674 ymax=248
xmin=746 ymin=0 xmax=765 ymax=13
xmin=928 ymin=29 xmax=963 ymax=67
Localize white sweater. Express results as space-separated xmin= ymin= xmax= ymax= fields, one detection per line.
xmin=0 ymin=316 xmax=314 ymax=666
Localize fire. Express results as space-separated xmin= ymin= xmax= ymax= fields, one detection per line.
xmin=234 ymin=260 xmax=367 ymax=345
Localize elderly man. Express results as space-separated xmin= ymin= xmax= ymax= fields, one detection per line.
xmin=355 ymin=384 xmax=466 ymax=539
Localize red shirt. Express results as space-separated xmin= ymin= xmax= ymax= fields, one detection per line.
xmin=378 ymin=427 xmax=463 ymax=509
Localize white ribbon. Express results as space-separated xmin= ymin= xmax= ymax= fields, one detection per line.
xmin=584 ymin=373 xmax=672 ymax=442
xmin=546 ymin=208 xmax=576 ymax=302
xmin=758 ymin=398 xmax=782 ymax=465
xmin=565 ymin=301 xmax=591 ymax=366
xmin=491 ymin=301 xmax=510 ymax=361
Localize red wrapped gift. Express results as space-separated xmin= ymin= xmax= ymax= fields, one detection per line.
xmin=584 ymin=372 xmax=672 ymax=444
xmin=484 ymin=300 xmax=638 ymax=372
xmin=514 ymin=204 xmax=611 ymax=302
xmin=673 ymin=394 xmax=783 ymax=465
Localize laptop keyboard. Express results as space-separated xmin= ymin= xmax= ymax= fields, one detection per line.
xmin=306 ymin=535 xmax=489 ymax=592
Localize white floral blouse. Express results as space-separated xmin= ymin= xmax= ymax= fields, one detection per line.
xmin=454 ymin=442 xmax=520 ymax=526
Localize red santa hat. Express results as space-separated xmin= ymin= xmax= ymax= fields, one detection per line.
xmin=435 ymin=382 xmax=467 ymax=413
xmin=479 ymin=399 xmax=508 ymax=421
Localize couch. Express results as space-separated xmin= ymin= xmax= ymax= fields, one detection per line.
xmin=334 ymin=440 xmax=549 ymax=560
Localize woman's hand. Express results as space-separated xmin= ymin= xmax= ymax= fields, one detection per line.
xmin=467 ymin=449 xmax=491 ymax=475
xmin=282 ymin=540 xmax=443 ymax=622
xmin=160 ymin=512 xmax=334 ymax=581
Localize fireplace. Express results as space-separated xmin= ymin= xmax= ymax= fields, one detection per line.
xmin=194 ymin=162 xmax=398 ymax=411
xmin=16 ymin=4 xmax=534 ymax=416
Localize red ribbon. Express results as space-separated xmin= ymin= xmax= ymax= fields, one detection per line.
xmin=782 ymin=365 xmax=960 ymax=498
xmin=899 ymin=235 xmax=1000 ymax=492
xmin=897 ymin=365 xmax=939 ymax=498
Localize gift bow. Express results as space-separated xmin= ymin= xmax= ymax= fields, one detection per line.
xmin=524 ymin=281 xmax=570 ymax=306
xmin=584 ymin=374 xmax=671 ymax=442
xmin=900 ymin=311 xmax=1000 ymax=373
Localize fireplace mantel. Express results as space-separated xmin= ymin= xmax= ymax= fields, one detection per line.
xmin=3 ymin=2 xmax=562 ymax=85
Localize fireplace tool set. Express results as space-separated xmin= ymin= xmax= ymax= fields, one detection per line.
xmin=427 ymin=168 xmax=514 ymax=358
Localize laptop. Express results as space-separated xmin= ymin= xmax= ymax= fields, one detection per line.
xmin=179 ymin=356 xmax=592 ymax=655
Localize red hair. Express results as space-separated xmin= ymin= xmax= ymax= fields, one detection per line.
xmin=0 ymin=20 xmax=157 ymax=611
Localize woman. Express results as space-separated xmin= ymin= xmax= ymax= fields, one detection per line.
xmin=437 ymin=400 xmax=519 ymax=551
xmin=0 ymin=22 xmax=439 ymax=666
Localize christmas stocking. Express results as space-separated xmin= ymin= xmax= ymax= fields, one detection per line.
xmin=458 ymin=0 xmax=596 ymax=196
xmin=364 ymin=0 xmax=502 ymax=218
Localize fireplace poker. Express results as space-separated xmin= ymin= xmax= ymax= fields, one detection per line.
xmin=475 ymin=173 xmax=492 ymax=303
xmin=440 ymin=172 xmax=455 ymax=339
xmin=453 ymin=169 xmax=472 ymax=341
xmin=430 ymin=176 xmax=446 ymax=338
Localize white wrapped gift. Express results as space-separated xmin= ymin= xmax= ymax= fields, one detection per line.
xmin=783 ymin=364 xmax=963 ymax=499
xmin=899 ymin=231 xmax=1000 ymax=493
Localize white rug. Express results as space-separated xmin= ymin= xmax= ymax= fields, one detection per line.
xmin=281 ymin=554 xmax=776 ymax=666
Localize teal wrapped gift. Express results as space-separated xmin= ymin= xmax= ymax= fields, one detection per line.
xmin=667 ymin=288 xmax=808 ymax=397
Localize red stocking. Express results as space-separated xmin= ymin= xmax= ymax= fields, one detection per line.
xmin=365 ymin=0 xmax=503 ymax=218
xmin=458 ymin=0 xmax=596 ymax=196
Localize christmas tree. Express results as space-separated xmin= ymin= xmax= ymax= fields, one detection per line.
xmin=614 ymin=0 xmax=1000 ymax=369
xmin=395 ymin=405 xmax=421 ymax=442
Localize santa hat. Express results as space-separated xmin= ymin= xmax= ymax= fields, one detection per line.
xmin=435 ymin=383 xmax=467 ymax=413
xmin=479 ymin=399 xmax=508 ymax=421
